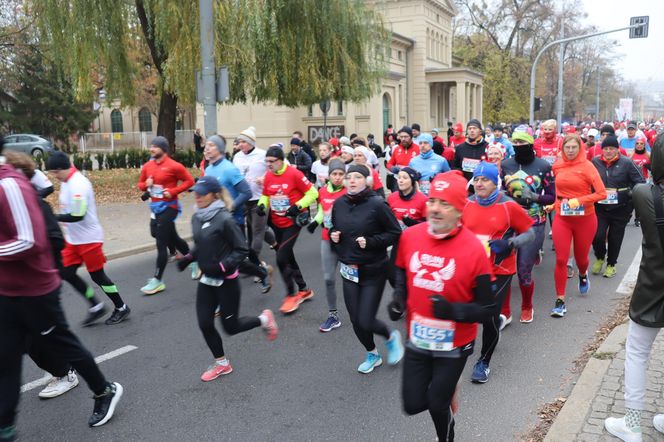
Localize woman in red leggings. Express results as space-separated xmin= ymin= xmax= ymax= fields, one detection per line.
xmin=551 ymin=133 xmax=606 ymax=318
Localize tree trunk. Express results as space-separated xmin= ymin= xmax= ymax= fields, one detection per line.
xmin=157 ymin=87 xmax=178 ymax=150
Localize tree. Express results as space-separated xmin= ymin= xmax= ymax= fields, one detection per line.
xmin=33 ymin=0 xmax=388 ymax=148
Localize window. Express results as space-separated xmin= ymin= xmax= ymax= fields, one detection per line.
xmin=138 ymin=108 xmax=152 ymax=132
xmin=307 ymin=105 xmax=313 ymax=117
xmin=382 ymin=93 xmax=392 ymax=132
xmin=398 ymin=50 xmax=403 ymax=61
xmin=337 ymin=100 xmax=344 ymax=116
xmin=110 ymin=109 xmax=123 ymax=133
xmin=4 ymin=136 xmax=16 ymax=143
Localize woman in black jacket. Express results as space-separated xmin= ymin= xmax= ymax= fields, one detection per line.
xmin=329 ymin=165 xmax=404 ymax=374
xmin=176 ymin=176 xmax=278 ymax=382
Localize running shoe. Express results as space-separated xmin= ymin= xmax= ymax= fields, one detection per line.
xmin=298 ymin=288 xmax=314 ymax=302
xmin=579 ymin=274 xmax=590 ymax=295
xmin=319 ymin=313 xmax=341 ymax=332
xmin=357 ymin=352 xmax=383 ymax=374
xmin=654 ymin=414 xmax=664 ymax=434
xmin=279 ymin=295 xmax=302 ymax=314
xmin=261 ymin=309 xmax=278 ymax=341
xmin=520 ymin=308 xmax=534 ymax=323
xmin=82 ymin=304 xmax=107 ymax=327
xmin=201 ymin=362 xmax=233 ymax=382
xmin=105 ymin=306 xmax=130 ymax=325
xmin=167 ymin=252 xmax=178 ymax=263
xmin=566 ymin=265 xmax=574 ymax=279
xmin=260 ymin=264 xmax=273 ymax=294
xmin=190 ymin=262 xmax=202 ymax=280
xmin=471 ymin=360 xmax=490 ymax=383
xmin=551 ymin=298 xmax=566 ymax=318
xmin=499 ymin=314 xmax=512 ymax=331
xmin=603 ymin=265 xmax=617 ymax=278
xmin=591 ymin=258 xmax=604 ymax=275
xmin=385 ymin=330 xmax=404 ymax=365
xmin=38 ymin=370 xmax=79 ymax=399
xmin=141 ymin=278 xmax=165 ymax=295
xmin=604 ymin=417 xmax=642 ymax=442
xmin=88 ymin=382 xmax=123 ymax=427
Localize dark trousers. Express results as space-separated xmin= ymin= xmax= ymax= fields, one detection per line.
xmin=150 ymin=207 xmax=189 ymax=280
xmin=273 ymin=225 xmax=306 ymax=295
xmin=593 ymin=205 xmax=632 ymax=265
xmin=478 ymin=274 xmax=513 ymax=365
xmin=0 ymin=288 xmax=107 ymax=428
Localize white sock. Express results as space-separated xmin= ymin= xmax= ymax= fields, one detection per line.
xmin=258 ymin=314 xmax=268 ymax=327
xmin=118 ymin=304 xmax=127 ymax=311
xmin=369 ymin=348 xmax=379 ymax=355
xmin=215 ymin=357 xmax=229 ymax=366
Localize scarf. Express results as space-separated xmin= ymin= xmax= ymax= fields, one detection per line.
xmin=194 ymin=199 xmax=225 ymax=222
xmin=398 ymin=187 xmax=417 ymax=201
xmin=346 ymin=186 xmax=370 ymax=203
xmin=420 ymin=149 xmax=433 ymax=160
xmin=476 ymin=189 xmax=500 ymax=206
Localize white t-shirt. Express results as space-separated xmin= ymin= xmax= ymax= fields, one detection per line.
xmin=311 ymin=160 xmax=329 ymax=187
xmin=31 ymin=169 xmax=53 ymax=191
xmin=59 ymin=170 xmax=104 ymax=244
xmin=233 ymin=147 xmax=266 ymax=201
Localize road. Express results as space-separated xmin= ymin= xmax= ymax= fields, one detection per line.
xmin=15 ymin=224 xmax=642 ymax=441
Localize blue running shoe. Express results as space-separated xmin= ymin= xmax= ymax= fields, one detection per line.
xmin=319 ymin=313 xmax=341 ymax=332
xmin=385 ymin=330 xmax=405 ymax=365
xmin=471 ymin=360 xmax=490 ymax=383
xmin=357 ymin=352 xmax=383 ymax=374
xmin=141 ymin=278 xmax=165 ymax=295
xmin=578 ymin=274 xmax=590 ymax=295
xmin=550 ymin=298 xmax=567 ymax=317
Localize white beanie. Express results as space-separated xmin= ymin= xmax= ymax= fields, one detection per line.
xmin=237 ymin=126 xmax=257 ymax=147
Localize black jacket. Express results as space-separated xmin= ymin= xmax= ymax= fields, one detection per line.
xmin=39 ymin=198 xmax=64 ymax=270
xmin=591 ymin=155 xmax=645 ymax=209
xmin=330 ymin=189 xmax=401 ymax=265
xmin=287 ymin=149 xmax=313 ymax=175
xmin=191 ymin=201 xmax=248 ymax=278
xmin=453 ymin=138 xmax=489 ymax=184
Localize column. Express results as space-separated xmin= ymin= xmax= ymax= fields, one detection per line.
xmin=477 ymin=85 xmax=483 ymax=123
xmin=456 ymin=81 xmax=466 ymax=125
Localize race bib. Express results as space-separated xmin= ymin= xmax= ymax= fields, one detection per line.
xmin=599 ymin=188 xmax=618 ymax=205
xmin=323 ymin=210 xmax=333 ymax=229
xmin=200 ymin=275 xmax=224 ymax=287
xmin=419 ymin=179 xmax=431 ymax=196
xmin=561 ymin=201 xmax=585 ymax=216
xmin=340 ymin=263 xmax=359 ymax=283
xmin=543 ymin=156 xmax=557 ymax=165
xmin=409 ymin=313 xmax=456 ymax=352
xmin=150 ymin=184 xmax=164 ymax=198
xmin=462 ymin=158 xmax=480 ymax=173
xmin=475 ymin=234 xmax=491 ymax=258
xmin=270 ymin=195 xmax=290 ymax=215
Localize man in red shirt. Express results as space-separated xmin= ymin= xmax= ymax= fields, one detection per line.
xmin=257 ymin=147 xmax=318 ymax=314
xmin=137 ymin=136 xmax=194 ymax=294
xmin=534 ymin=119 xmax=563 ymax=165
xmin=386 ymin=126 xmax=421 ymax=192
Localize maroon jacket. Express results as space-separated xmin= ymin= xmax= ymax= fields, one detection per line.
xmin=0 ymin=162 xmax=60 ymax=296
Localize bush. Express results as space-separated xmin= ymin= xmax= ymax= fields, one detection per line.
xmin=72 ymin=152 xmax=92 ymax=171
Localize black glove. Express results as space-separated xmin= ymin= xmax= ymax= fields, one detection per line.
xmin=306 ymin=220 xmax=319 ymax=234
xmin=488 ymin=239 xmax=514 ymax=264
xmin=256 ymin=205 xmax=267 ymax=217
xmin=387 ymin=300 xmax=405 ymax=321
xmin=176 ymin=254 xmax=194 ymax=272
xmin=140 ymin=191 xmax=150 ymax=201
xmin=402 ymin=215 xmax=418 ymax=227
xmin=285 ymin=205 xmax=300 ymax=217
xmin=430 ymin=295 xmax=453 ymax=320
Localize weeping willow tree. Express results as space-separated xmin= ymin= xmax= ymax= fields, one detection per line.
xmin=32 ymin=0 xmax=388 ymax=147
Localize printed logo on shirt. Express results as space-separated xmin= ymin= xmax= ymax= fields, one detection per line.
xmin=409 ymin=252 xmax=456 ymax=292
xmin=202 ymin=222 xmax=211 ymax=229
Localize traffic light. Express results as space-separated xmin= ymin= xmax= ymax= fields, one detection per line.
xmin=534 ymin=97 xmax=543 ymax=112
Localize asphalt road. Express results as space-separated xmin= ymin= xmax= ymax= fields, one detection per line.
xmin=15 ymin=223 xmax=643 ymax=442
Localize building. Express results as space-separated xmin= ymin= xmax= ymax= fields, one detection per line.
xmin=198 ymin=0 xmax=483 ymax=146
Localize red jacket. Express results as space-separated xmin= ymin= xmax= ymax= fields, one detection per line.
xmin=138 ymin=155 xmax=194 ymax=202
xmin=552 ymin=147 xmax=607 ymax=217
xmin=386 ymin=143 xmax=421 ymax=169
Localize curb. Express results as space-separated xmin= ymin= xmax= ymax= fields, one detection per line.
xmin=105 ymin=234 xmax=193 ymax=262
xmin=544 ymin=248 xmax=641 ymax=441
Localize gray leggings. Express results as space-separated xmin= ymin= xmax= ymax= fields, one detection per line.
xmin=320 ymin=240 xmax=339 ymax=311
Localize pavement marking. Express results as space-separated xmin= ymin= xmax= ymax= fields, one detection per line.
xmin=20 ymin=345 xmax=137 ymax=393
xmin=616 ymin=247 xmax=642 ymax=296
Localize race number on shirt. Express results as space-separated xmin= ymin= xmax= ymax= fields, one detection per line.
xmin=409 ymin=313 xmax=456 ymax=351
xmin=270 ymin=195 xmax=290 ymax=215
xmin=598 ymin=188 xmax=618 ymax=205
xmin=419 ymin=179 xmax=431 ymax=196
xmin=561 ymin=201 xmax=585 ymax=216
xmin=340 ymin=263 xmax=359 ymax=283
xmin=462 ymin=158 xmax=480 ymax=173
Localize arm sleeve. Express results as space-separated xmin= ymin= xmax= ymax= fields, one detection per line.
xmin=313 ymin=201 xmax=325 ymax=224
xmin=56 ymin=213 xmax=85 ymax=222
xmin=628 ymin=161 xmax=646 ymax=186
xmin=386 ymin=151 xmax=397 ymax=170
xmin=364 ymin=201 xmax=402 ymax=250
xmin=538 ymin=169 xmax=556 ymax=206
xmin=577 ymin=166 xmax=607 ymax=206
xmin=440 ymin=159 xmax=451 ymax=173
xmin=0 ymin=179 xmax=37 ymax=260
xmin=510 ymin=226 xmax=535 ymax=249
xmin=258 ymin=195 xmax=269 ymax=208
xmin=37 ymin=185 xmax=55 ymax=198
xmin=219 ymin=217 xmax=249 ymax=271
xmin=301 ymin=153 xmax=312 ymax=172
xmin=169 ymin=164 xmax=195 ymax=197
xmin=232 ymin=179 xmax=252 ymax=209
xmin=439 ymin=274 xmax=496 ymax=323
xmin=392 ymin=266 xmax=407 ymax=304
xmin=137 ymin=164 xmax=149 ymax=191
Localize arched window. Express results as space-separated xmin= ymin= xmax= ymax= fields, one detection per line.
xmin=138 ymin=108 xmax=152 ymax=132
xmin=382 ymin=93 xmax=392 ymax=132
xmin=110 ymin=109 xmax=123 ymax=133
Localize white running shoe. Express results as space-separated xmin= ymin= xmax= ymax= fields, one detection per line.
xmin=38 ymin=370 xmax=79 ymax=399
xmin=604 ymin=417 xmax=642 ymax=442
xmin=654 ymin=414 xmax=664 ymax=434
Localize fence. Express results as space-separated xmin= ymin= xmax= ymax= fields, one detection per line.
xmin=79 ymin=130 xmax=196 ymax=152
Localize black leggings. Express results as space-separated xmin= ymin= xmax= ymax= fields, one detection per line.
xmin=196 ymin=278 xmax=261 ymax=359
xmin=273 ymin=225 xmax=306 ymax=295
xmin=342 ymin=265 xmax=390 ymax=351
xmin=478 ymin=274 xmax=513 ymax=365
xmin=150 ymin=207 xmax=189 ymax=280
xmin=237 ymin=224 xmax=267 ymax=279
xmin=402 ymin=348 xmax=469 ymax=441
xmin=592 ymin=206 xmax=632 ymax=265
xmin=60 ymin=266 xmax=124 ymax=309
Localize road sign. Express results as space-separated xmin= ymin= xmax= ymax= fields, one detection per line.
xmin=629 ymin=16 xmax=649 ymax=39
xmin=319 ymin=100 xmax=331 ymax=115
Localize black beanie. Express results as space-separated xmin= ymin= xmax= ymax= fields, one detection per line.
xmin=398 ymin=126 xmax=413 ymax=137
xmin=346 ymin=164 xmax=370 ymax=178
xmin=151 ymin=136 xmax=169 ymax=154
xmin=289 ymin=137 xmax=302 ymax=147
xmin=411 ymin=123 xmax=421 ymax=131
xmin=399 ymin=166 xmax=421 ymax=185
xmin=266 ymin=146 xmax=285 ymax=160
xmin=600 ymin=124 xmax=615 ymax=136
xmin=601 ymin=135 xmax=620 ymax=149
xmin=46 ymin=151 xmax=71 ymax=170
xmin=467 ymin=119 xmax=483 ymax=131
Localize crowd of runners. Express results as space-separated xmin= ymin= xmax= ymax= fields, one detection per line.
xmin=1 ymin=117 xmax=663 ymax=442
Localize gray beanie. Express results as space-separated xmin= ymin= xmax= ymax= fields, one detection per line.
xmin=328 ymin=158 xmax=346 ymax=174
xmin=208 ymin=135 xmax=226 ymax=154
xmin=151 ymin=136 xmax=169 ymax=154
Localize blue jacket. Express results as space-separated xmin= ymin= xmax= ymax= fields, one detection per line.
xmin=409 ymin=151 xmax=450 ymax=181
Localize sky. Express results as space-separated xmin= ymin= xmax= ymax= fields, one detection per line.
xmin=580 ymin=0 xmax=662 ymax=82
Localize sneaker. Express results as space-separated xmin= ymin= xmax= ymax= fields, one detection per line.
xmin=279 ymin=295 xmax=302 ymax=314
xmin=201 ymin=361 xmax=233 ymax=382
xmin=603 ymin=265 xmax=617 ymax=278
xmin=551 ymin=298 xmax=567 ymax=317
xmin=579 ymin=274 xmax=590 ymax=295
xmin=319 ymin=313 xmax=341 ymax=332
xmin=653 ymin=414 xmax=664 ymax=434
xmin=591 ymin=258 xmax=605 ymax=275
xmin=38 ymin=370 xmax=79 ymax=399
xmin=190 ymin=262 xmax=202 ymax=280
xmin=298 ymin=288 xmax=314 ymax=302
xmin=520 ymin=308 xmax=534 ymax=323
xmin=260 ymin=265 xmax=273 ymax=294
xmin=357 ymin=352 xmax=383 ymax=374
xmin=471 ymin=360 xmax=490 ymax=383
xmin=604 ymin=416 xmax=642 ymax=442
xmin=105 ymin=306 xmax=130 ymax=325
xmin=82 ymin=304 xmax=108 ymax=327
xmin=385 ymin=330 xmax=405 ymax=365
xmin=167 ymin=252 xmax=178 ymax=263
xmin=261 ymin=309 xmax=278 ymax=341
xmin=88 ymin=382 xmax=123 ymax=427
xmin=566 ymin=265 xmax=574 ymax=279
xmin=499 ymin=314 xmax=512 ymax=331
xmin=141 ymin=278 xmax=165 ymax=295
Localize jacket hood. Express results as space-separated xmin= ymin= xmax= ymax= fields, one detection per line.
xmin=553 ymin=143 xmax=588 ymax=172
xmin=652 ymin=134 xmax=664 ymax=183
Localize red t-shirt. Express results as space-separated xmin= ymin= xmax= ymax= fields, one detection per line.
xmin=386 ymin=143 xmax=421 ymax=169
xmin=318 ymin=185 xmax=346 ymax=241
xmin=534 ymin=136 xmax=563 ymax=165
xmin=137 ymin=156 xmax=194 ymax=202
xmin=262 ymin=166 xmax=313 ymax=228
xmin=449 ymin=136 xmax=465 ymax=148
xmin=396 ymin=223 xmax=493 ymax=349
xmin=371 ymin=168 xmax=383 ymax=191
xmin=462 ymin=196 xmax=534 ymax=275
xmin=631 ymin=152 xmax=651 ymax=180
xmin=387 ymin=191 xmax=428 ymax=229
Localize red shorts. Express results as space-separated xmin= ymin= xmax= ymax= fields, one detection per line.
xmin=61 ymin=242 xmax=107 ymax=272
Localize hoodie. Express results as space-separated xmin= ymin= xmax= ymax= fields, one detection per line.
xmin=552 ymin=144 xmax=607 ymax=217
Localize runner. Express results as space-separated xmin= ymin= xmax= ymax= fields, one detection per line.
xmin=390 ymin=170 xmax=495 ymax=441
xmin=501 ymin=131 xmax=555 ymax=323
xmin=46 ymin=151 xmax=130 ymax=326
xmin=311 ymin=141 xmax=333 ymax=188
xmin=550 ymin=134 xmax=607 ymax=317
xmin=307 ymin=159 xmax=347 ymax=332
xmin=485 ymin=143 xmax=505 ymax=171
xmin=408 ymin=133 xmax=450 ymax=195
xmin=386 ymin=126 xmax=421 ymax=192
xmin=330 ymin=164 xmax=404 ymax=373
xmin=353 ymin=145 xmax=385 ymax=197
xmin=448 ymin=122 xmax=466 ymax=148
xmin=590 ymin=135 xmax=645 ymax=278
xmin=137 ymin=136 xmax=194 ymax=294
xmin=462 ymin=162 xmax=534 ymax=383
xmin=175 ymin=176 xmax=277 ymax=382
xmin=453 ymin=119 xmax=489 ymax=188
xmin=339 ymin=145 xmax=355 ymax=169
xmin=257 ymin=147 xmax=317 ymax=314
xmin=387 ymin=167 xmax=428 ymax=230
xmin=534 ymin=119 xmax=563 ymax=166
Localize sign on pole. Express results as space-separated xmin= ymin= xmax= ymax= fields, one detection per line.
xmin=629 ymin=16 xmax=649 ymax=39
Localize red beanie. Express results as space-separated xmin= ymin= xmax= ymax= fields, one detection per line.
xmin=453 ymin=122 xmax=464 ymax=133
xmin=429 ymin=171 xmax=468 ymax=212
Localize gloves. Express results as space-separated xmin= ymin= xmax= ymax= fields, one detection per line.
xmin=176 ymin=254 xmax=194 ymax=272
xmin=402 ymin=215 xmax=418 ymax=227
xmin=521 ymin=187 xmax=538 ymax=201
xmin=430 ymin=295 xmax=453 ymax=320
xmin=390 ymin=166 xmax=400 ymax=175
xmin=306 ymin=220 xmax=319 ymax=234
xmin=285 ymin=205 xmax=300 ymax=218
xmin=256 ymin=204 xmax=267 ymax=217
xmin=567 ymin=198 xmax=581 ymax=209
xmin=140 ymin=191 xmax=151 ymax=201
xmin=488 ymin=239 xmax=514 ymax=265
xmin=387 ymin=299 xmax=405 ymax=321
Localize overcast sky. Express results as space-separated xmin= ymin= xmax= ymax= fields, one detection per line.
xmin=580 ymin=0 xmax=661 ymax=82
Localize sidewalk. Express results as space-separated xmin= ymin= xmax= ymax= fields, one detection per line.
xmin=545 ymin=249 xmax=664 ymax=442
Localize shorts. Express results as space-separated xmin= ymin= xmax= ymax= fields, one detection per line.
xmin=61 ymin=242 xmax=106 ymax=272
